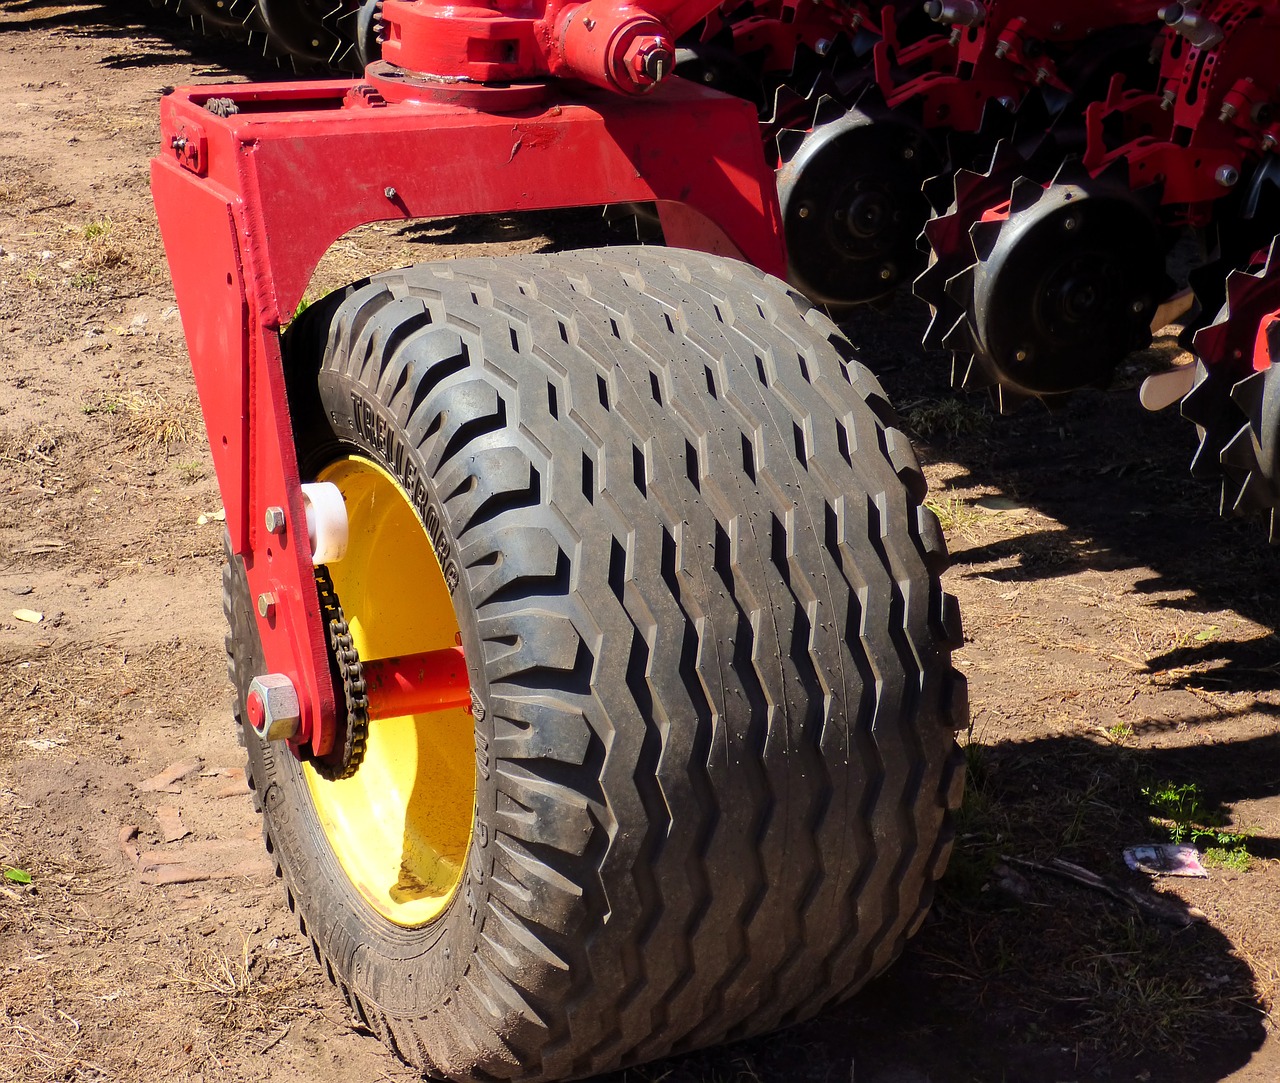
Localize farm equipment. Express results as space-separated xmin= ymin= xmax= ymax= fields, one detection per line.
xmin=150 ymin=0 xmax=968 ymax=1080
xmin=906 ymin=0 xmax=1280 ymax=539
xmin=145 ymin=0 xmax=1280 ymax=1074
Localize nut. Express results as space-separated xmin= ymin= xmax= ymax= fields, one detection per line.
xmin=621 ymin=34 xmax=673 ymax=87
xmin=247 ymin=674 xmax=301 ymax=741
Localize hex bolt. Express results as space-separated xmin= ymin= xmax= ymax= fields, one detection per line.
xmin=798 ymin=205 xmax=811 ymax=219
xmin=814 ymin=38 xmax=832 ymax=57
xmin=1215 ymin=164 xmax=1240 ymax=187
xmin=257 ymin=592 xmax=277 ymax=619
xmin=247 ymin=674 xmax=301 ymax=741
xmin=993 ymin=40 xmax=1009 ymax=60
xmin=879 ymin=265 xmax=894 ymax=281
xmin=1131 ymin=299 xmax=1146 ymax=314
xmin=384 ymin=186 xmax=398 ymax=200
xmin=1219 ymin=101 xmax=1238 ymax=124
xmin=1063 ymin=215 xmax=1078 ymax=231
xmin=1014 ymin=349 xmax=1029 ymax=362
xmin=264 ymin=506 xmax=287 ymax=535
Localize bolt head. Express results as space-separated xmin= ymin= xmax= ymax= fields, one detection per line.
xmin=1215 ymin=165 xmax=1240 ymax=187
xmin=257 ymin=592 xmax=277 ymax=619
xmin=384 ymin=186 xmax=398 ymax=201
xmin=814 ymin=38 xmax=832 ymax=57
xmin=264 ymin=506 xmax=286 ymax=535
xmin=247 ymin=674 xmax=301 ymax=741
xmin=246 ymin=689 xmax=266 ymax=731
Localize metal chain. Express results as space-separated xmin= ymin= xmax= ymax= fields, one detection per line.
xmin=311 ymin=565 xmax=369 ymax=780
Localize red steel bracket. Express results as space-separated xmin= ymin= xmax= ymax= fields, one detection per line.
xmin=151 ymin=77 xmax=785 ymax=759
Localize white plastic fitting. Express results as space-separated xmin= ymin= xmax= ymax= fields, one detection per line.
xmin=302 ymin=481 xmax=349 ymax=565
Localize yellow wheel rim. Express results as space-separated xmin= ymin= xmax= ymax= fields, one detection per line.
xmin=304 ymin=455 xmax=475 ymax=927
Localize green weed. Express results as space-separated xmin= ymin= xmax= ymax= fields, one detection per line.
xmin=1142 ymin=779 xmax=1251 ymax=869
xmin=924 ymin=494 xmax=981 ymax=535
xmin=904 ymin=397 xmax=991 ymax=441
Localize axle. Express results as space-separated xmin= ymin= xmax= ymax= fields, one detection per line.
xmin=362 ymin=648 xmax=471 ymax=719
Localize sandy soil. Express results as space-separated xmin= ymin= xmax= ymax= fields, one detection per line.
xmin=2 ymin=4 xmax=1280 ymax=1082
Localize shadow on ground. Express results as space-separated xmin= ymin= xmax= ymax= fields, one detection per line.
xmin=588 ymin=724 xmax=1273 ymax=1083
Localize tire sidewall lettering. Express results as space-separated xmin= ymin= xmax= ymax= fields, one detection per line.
xmin=334 ymin=383 xmax=498 ymax=937
xmin=347 ymin=389 xmax=460 ymax=593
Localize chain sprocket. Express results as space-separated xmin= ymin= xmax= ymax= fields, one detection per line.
xmin=311 ymin=565 xmax=369 ymax=781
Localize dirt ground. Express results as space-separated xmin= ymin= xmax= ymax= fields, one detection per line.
xmin=3 ymin=4 xmax=1280 ymax=1082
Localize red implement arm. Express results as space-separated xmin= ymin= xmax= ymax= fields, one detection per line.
xmin=152 ymin=25 xmax=785 ymax=759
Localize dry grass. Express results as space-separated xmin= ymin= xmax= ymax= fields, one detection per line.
xmin=0 ymin=641 xmax=216 ymax=759
xmin=904 ymin=396 xmax=993 ymax=442
xmin=176 ymin=939 xmax=307 ymax=1038
xmin=83 ymin=388 xmax=199 ymax=453
xmin=78 ymin=217 xmax=132 ymax=273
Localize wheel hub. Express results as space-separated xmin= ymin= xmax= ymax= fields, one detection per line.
xmin=777 ymin=108 xmax=938 ymax=307
xmin=303 ymin=454 xmax=475 ymax=927
xmin=953 ymin=171 xmax=1167 ymax=398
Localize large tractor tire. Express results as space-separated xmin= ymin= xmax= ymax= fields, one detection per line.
xmin=225 ymin=247 xmax=967 ymax=1081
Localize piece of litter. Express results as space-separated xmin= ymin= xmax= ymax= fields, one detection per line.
xmin=119 ymin=825 xmax=140 ymax=867
xmin=156 ymin=806 xmax=190 ymax=843
xmin=975 ymin=495 xmax=1025 ymax=512
xmin=13 ymin=609 xmax=43 ymax=624
xmin=214 ymin=780 xmax=252 ymax=799
xmin=22 ymin=737 xmax=67 ymax=752
xmin=138 ymin=758 xmax=202 ymax=793
xmin=1124 ymin=843 xmax=1208 ymax=878
xmin=196 ymin=507 xmax=226 ymax=527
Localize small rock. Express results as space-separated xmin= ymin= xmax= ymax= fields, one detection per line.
xmin=10 ymin=586 xmax=33 ymax=596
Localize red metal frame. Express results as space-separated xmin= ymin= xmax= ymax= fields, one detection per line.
xmin=1080 ymin=2 xmax=1280 ymax=219
xmin=152 ymin=72 xmax=784 ymax=759
xmin=872 ymin=1 xmax=1163 ymax=134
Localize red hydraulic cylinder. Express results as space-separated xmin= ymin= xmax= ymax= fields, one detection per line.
xmin=362 ymin=648 xmax=471 ymax=719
